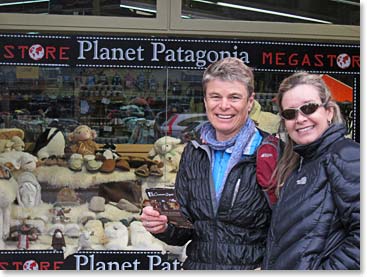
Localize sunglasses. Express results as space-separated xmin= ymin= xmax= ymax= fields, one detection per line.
xmin=280 ymin=102 xmax=326 ymax=120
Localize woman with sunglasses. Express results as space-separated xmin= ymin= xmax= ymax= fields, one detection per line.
xmin=262 ymin=72 xmax=360 ymax=270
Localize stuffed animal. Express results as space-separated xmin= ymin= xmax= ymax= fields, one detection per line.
xmin=33 ymin=128 xmax=66 ymax=160
xmin=0 ymin=151 xmax=38 ymax=172
xmin=148 ymin=136 xmax=185 ymax=173
xmin=0 ymin=139 xmax=14 ymax=153
xmin=51 ymin=228 xmax=66 ymax=251
xmin=65 ymin=125 xmax=102 ymax=172
xmin=0 ymin=165 xmax=18 ymax=244
xmin=77 ymin=230 xmax=94 ymax=251
xmin=102 ymin=221 xmax=129 ymax=250
xmin=0 ymin=128 xmax=24 ymax=140
xmin=0 ymin=136 xmax=25 ymax=153
xmin=129 ymin=221 xmax=165 ymax=251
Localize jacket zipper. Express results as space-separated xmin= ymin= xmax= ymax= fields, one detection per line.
xmin=298 ymin=156 xmax=304 ymax=172
xmin=230 ymin=178 xmax=241 ymax=208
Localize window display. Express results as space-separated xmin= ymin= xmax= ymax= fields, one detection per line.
xmin=0 ymin=33 xmax=359 ymax=270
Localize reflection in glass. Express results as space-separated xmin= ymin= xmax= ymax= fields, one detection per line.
xmin=0 ymin=65 xmax=355 ymax=144
xmin=0 ymin=0 xmax=157 ymax=18
xmin=181 ymin=0 xmax=359 ymax=25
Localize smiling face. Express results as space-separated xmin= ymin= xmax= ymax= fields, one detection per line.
xmin=281 ymin=84 xmax=334 ymax=145
xmin=204 ymin=79 xmax=254 ymax=141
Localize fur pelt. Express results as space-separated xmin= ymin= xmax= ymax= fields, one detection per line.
xmin=34 ymin=164 xmax=177 ymax=191
xmin=34 ymin=166 xmax=137 ymax=189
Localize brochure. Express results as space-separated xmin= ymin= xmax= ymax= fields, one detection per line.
xmin=145 ymin=188 xmax=193 ymax=229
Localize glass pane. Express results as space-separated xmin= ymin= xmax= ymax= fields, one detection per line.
xmin=0 ymin=66 xmax=356 ymax=144
xmin=0 ymin=0 xmax=157 ymax=18
xmin=182 ymin=0 xmax=360 ymax=25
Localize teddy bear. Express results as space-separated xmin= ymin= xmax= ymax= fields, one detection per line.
xmin=65 ymin=125 xmax=102 ymax=172
xmin=148 ymin=136 xmax=185 ymax=173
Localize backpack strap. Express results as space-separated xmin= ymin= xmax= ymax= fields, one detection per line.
xmin=256 ymin=135 xmax=280 ymax=207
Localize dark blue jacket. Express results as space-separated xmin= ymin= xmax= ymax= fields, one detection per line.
xmin=155 ymin=132 xmax=272 ymax=270
xmin=263 ymin=124 xmax=360 ymax=270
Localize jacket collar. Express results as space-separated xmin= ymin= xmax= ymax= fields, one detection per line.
xmin=293 ymin=124 xmax=347 ymax=160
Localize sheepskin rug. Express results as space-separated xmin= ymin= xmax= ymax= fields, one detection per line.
xmin=34 ymin=165 xmax=177 ymax=189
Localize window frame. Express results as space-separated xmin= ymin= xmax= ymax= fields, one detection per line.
xmin=0 ymin=0 xmax=359 ymax=42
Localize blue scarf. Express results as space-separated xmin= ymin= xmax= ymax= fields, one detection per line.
xmin=201 ymin=118 xmax=256 ymax=201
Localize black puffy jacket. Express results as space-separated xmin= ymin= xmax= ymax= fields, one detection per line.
xmin=263 ymin=124 xmax=360 ymax=270
xmin=154 ymin=134 xmax=272 ymax=270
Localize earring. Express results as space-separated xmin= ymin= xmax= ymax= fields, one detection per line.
xmin=327 ymin=119 xmax=332 ymax=125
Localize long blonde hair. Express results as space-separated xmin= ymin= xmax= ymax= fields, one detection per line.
xmin=274 ymin=72 xmax=344 ymax=195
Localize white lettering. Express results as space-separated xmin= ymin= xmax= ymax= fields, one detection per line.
xmin=147 ymin=255 xmax=180 ymax=270
xmin=148 ymin=255 xmax=162 ymax=270
xmin=77 ymin=40 xmax=145 ymax=61
xmin=74 ymin=254 xmax=141 ymax=271
xmin=99 ymin=47 xmax=110 ymax=60
xmin=77 ymin=40 xmax=93 ymax=60
xmin=75 ymin=254 xmax=94 ymax=270
xmin=165 ymin=49 xmax=176 ymax=62
xmin=151 ymin=42 xmax=166 ymax=61
xmin=239 ymin=51 xmax=249 ymax=63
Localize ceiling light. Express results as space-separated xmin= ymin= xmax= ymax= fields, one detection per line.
xmin=192 ymin=0 xmax=332 ymax=24
xmin=217 ymin=2 xmax=332 ymax=24
xmin=120 ymin=4 xmax=190 ymax=18
xmin=329 ymin=0 xmax=360 ymax=6
xmin=120 ymin=4 xmax=156 ymax=14
xmin=0 ymin=0 xmax=49 ymax=7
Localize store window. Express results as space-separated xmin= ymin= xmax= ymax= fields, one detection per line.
xmin=1 ymin=66 xmax=208 ymax=145
xmin=1 ymin=67 xmax=356 ymax=143
xmin=181 ymin=0 xmax=360 ymax=25
xmin=0 ymin=34 xmax=359 ymax=146
xmin=0 ymin=33 xmax=359 ymax=269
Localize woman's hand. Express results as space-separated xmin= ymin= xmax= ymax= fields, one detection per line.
xmin=141 ymin=206 xmax=168 ymax=234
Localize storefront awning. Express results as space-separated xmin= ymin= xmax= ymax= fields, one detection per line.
xmin=321 ymin=74 xmax=353 ymax=103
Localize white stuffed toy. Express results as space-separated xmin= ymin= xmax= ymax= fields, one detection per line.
xmin=0 ymin=151 xmax=38 ymax=172
xmin=148 ymin=136 xmax=185 ymax=173
xmin=77 ymin=230 xmax=94 ymax=251
xmin=102 ymin=221 xmax=129 ymax=250
xmin=0 ymin=165 xmax=18 ymax=246
xmin=129 ymin=221 xmax=165 ymax=251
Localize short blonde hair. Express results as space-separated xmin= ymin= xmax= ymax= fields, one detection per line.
xmin=202 ymin=57 xmax=254 ymax=98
